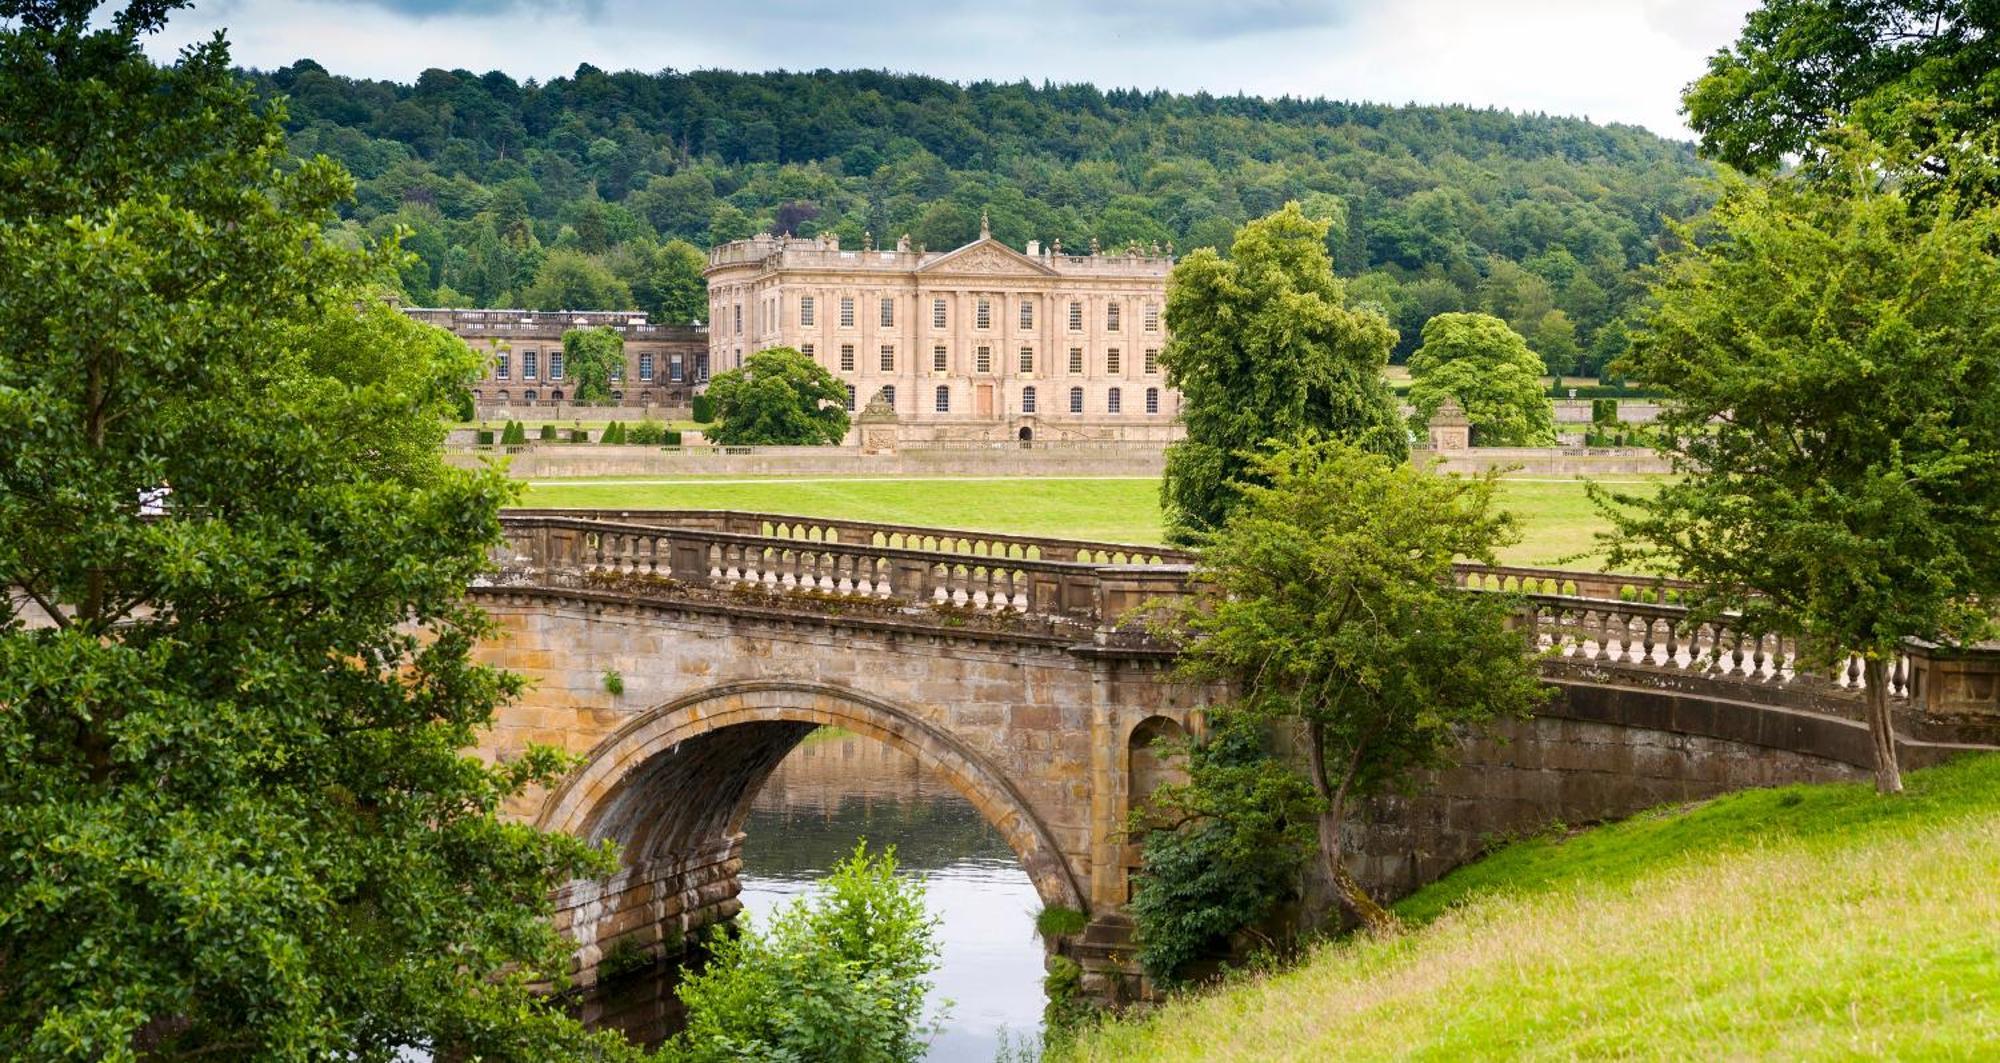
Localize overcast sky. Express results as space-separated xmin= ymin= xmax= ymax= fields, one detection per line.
xmin=140 ymin=0 xmax=1758 ymax=140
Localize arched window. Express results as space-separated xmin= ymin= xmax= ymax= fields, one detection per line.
xmin=1021 ymin=385 xmax=1037 ymax=414
xmin=1107 ymin=387 xmax=1122 ymax=414
xmin=1068 ymin=386 xmax=1084 ymax=413
xmin=522 ymin=389 xmax=538 ymax=404
xmin=550 ymin=389 xmax=564 ymax=403
xmin=639 ymin=390 xmax=653 ymax=405
xmin=934 ymin=385 xmax=951 ymax=413
xmin=471 ymin=390 xmax=484 ymax=404
xmin=1145 ymin=387 xmax=1159 ymax=414
xmin=494 ymin=390 xmax=509 ymax=403
xmin=611 ymin=390 xmax=624 ymax=403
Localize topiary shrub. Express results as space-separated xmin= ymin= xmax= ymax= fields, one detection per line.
xmin=662 ymin=430 xmax=681 ymax=446
xmin=476 ymin=429 xmax=494 ymax=445
xmin=499 ymin=421 xmax=526 ymax=446
xmin=538 ymin=424 xmax=556 ymax=442
xmin=568 ymin=428 xmax=589 ymax=443
xmin=627 ymin=419 xmax=667 ymax=445
xmin=691 ymin=393 xmax=715 ymax=423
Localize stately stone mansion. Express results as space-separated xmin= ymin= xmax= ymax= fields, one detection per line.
xmin=703 ymin=222 xmax=1181 ymax=443
xmin=411 ymin=224 xmax=1181 ymax=443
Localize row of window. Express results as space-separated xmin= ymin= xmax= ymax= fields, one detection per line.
xmin=474 ymin=389 xmax=667 ymax=406
xmin=805 ymin=342 xmax=1159 ymax=376
xmin=491 ymin=352 xmax=687 ymax=383
xmin=842 ymin=384 xmax=1163 ymax=416
xmin=790 ymin=296 xmax=1161 ymax=334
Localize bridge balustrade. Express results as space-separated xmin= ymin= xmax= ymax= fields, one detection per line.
xmin=500 ymin=508 xmax=1192 ymax=566
xmin=493 ymin=514 xmax=1130 ymax=619
xmin=491 ymin=512 xmax=1980 ymax=717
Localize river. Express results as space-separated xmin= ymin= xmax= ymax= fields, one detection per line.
xmin=577 ymin=730 xmax=1050 ymax=1060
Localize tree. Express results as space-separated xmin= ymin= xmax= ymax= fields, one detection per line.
xmin=562 ymin=326 xmax=624 ymax=405
xmin=704 ymin=347 xmax=851 ymax=445
xmin=648 ymin=239 xmax=709 ymax=324
xmin=1598 ymin=155 xmax=2000 ymax=795
xmin=667 ymin=844 xmax=942 ymax=1062
xmin=1160 ymin=204 xmax=1408 ymax=542
xmin=1404 ymin=312 xmax=1558 ymax=446
xmin=1531 ymin=308 xmax=1582 ymax=377
xmin=1172 ymin=437 xmax=1546 ymax=933
xmin=0 ymin=2 xmax=623 ymax=1056
xmin=521 ymin=247 xmax=632 ymax=310
xmin=1684 ymin=0 xmax=2000 ymax=190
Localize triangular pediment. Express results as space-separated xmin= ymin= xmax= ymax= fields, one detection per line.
xmin=916 ymin=238 xmax=1057 ymax=277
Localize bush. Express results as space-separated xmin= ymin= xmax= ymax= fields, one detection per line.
xmin=627 ymin=419 xmax=668 ymax=445
xmin=1591 ymin=398 xmax=1618 ymax=424
xmin=538 ymin=424 xmax=556 ymax=441
xmin=663 ymin=430 xmax=682 ymax=446
xmin=1035 ymin=905 xmax=1089 ymax=938
xmin=499 ymin=421 xmax=527 ymax=446
xmin=476 ymin=429 xmax=494 ymax=445
xmin=1128 ymin=712 xmax=1319 ymax=988
xmin=668 ymin=843 xmax=941 ymax=1062
xmin=692 ymin=393 xmax=715 ymax=423
xmin=600 ymin=421 xmax=625 ymax=444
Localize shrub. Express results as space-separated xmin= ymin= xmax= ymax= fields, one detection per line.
xmin=662 ymin=430 xmax=681 ymax=446
xmin=600 ymin=421 xmax=625 ymax=444
xmin=1591 ymin=398 xmax=1618 ymax=424
xmin=499 ymin=421 xmax=527 ymax=446
xmin=568 ymin=428 xmax=589 ymax=443
xmin=476 ymin=429 xmax=494 ymax=445
xmin=538 ymin=424 xmax=556 ymax=441
xmin=692 ymin=393 xmax=715 ymax=423
xmin=668 ymin=843 xmax=941 ymax=1062
xmin=627 ymin=419 xmax=668 ymax=445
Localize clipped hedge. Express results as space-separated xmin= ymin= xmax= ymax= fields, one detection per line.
xmin=691 ymin=394 xmax=715 ymax=423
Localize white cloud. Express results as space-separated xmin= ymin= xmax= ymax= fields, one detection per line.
xmin=143 ymin=0 xmax=1757 ymax=139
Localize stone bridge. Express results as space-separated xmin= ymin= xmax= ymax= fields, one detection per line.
xmin=471 ymin=509 xmax=2000 ymax=999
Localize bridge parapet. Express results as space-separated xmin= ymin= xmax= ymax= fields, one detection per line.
xmin=488 ymin=511 xmax=2000 ymax=729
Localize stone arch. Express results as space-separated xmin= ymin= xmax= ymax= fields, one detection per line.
xmin=539 ymin=679 xmax=1088 ymax=913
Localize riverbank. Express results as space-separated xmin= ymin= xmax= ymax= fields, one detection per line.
xmin=1055 ymin=753 xmax=2000 ymax=1060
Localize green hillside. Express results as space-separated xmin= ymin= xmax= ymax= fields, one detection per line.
xmin=1059 ymin=753 xmax=2000 ymax=1060
xmin=256 ymin=65 xmax=1713 ymax=368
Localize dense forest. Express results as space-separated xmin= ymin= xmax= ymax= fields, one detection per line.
xmin=261 ymin=63 xmax=1718 ymax=369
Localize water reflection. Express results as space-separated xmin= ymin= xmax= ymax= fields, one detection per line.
xmin=580 ymin=731 xmax=1048 ymax=1061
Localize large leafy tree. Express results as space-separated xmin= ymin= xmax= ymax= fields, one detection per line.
xmin=562 ymin=325 xmax=624 ymax=405
xmin=704 ymin=346 xmax=851 ymax=445
xmin=1685 ymin=0 xmax=2000 ymax=196
xmin=521 ymin=247 xmax=633 ymax=310
xmin=1172 ymin=437 xmax=1546 ymax=933
xmin=0 ymin=2 xmax=623 ymax=1056
xmin=1404 ymin=312 xmax=1557 ymax=447
xmin=1599 ymin=153 xmax=2000 ymax=795
xmin=1160 ymin=204 xmax=1408 ymax=542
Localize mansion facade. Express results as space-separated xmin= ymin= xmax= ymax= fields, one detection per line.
xmin=702 ymin=224 xmax=1181 ymax=443
xmin=404 ymin=308 xmax=707 ymax=413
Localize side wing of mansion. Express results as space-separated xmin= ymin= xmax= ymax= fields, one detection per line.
xmin=703 ymin=226 xmax=1182 ymax=443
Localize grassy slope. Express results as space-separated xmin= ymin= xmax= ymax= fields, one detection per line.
xmin=517 ymin=476 xmax=1651 ymax=568
xmin=1060 ymin=754 xmax=2000 ymax=1061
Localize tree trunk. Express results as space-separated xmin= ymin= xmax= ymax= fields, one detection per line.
xmin=1304 ymin=719 xmax=1401 ymax=937
xmin=1864 ymin=656 xmax=1903 ymax=796
xmin=1318 ymin=811 xmax=1401 ymax=937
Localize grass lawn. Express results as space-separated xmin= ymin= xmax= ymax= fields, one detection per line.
xmin=516 ymin=475 xmax=1654 ymax=568
xmin=1056 ymin=752 xmax=2000 ymax=1061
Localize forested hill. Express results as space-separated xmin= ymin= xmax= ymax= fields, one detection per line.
xmin=261 ymin=62 xmax=1716 ymax=368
